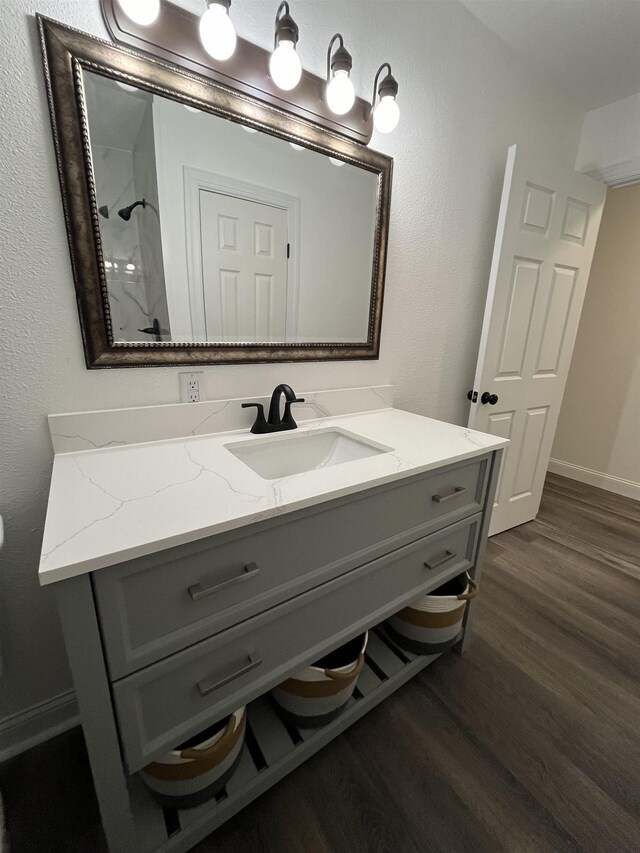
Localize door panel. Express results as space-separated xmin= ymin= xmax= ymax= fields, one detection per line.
xmin=200 ymin=192 xmax=289 ymax=342
xmin=469 ymin=144 xmax=606 ymax=535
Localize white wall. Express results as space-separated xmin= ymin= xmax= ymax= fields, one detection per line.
xmin=551 ymin=184 xmax=640 ymax=499
xmin=152 ymin=97 xmax=376 ymax=342
xmin=0 ymin=0 xmax=584 ymax=744
xmin=575 ymin=93 xmax=640 ymax=185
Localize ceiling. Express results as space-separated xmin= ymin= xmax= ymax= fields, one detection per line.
xmin=459 ymin=0 xmax=640 ymax=111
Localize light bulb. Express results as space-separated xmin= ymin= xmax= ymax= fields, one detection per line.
xmin=116 ymin=0 xmax=160 ymax=26
xmin=329 ymin=157 xmax=345 ymax=167
xmin=200 ymin=2 xmax=237 ymax=61
xmin=269 ymin=40 xmax=302 ymax=91
xmin=326 ymin=69 xmax=355 ymax=116
xmin=373 ymin=95 xmax=400 ymax=133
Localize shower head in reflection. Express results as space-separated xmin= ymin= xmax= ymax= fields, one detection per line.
xmin=118 ymin=198 xmax=146 ymax=221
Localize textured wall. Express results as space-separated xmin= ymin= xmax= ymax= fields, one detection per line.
xmin=552 ymin=184 xmax=640 ymax=489
xmin=0 ymin=0 xmax=584 ymax=731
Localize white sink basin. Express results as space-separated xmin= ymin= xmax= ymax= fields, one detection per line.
xmin=225 ymin=427 xmax=392 ymax=480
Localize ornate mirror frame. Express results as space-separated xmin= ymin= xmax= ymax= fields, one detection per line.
xmin=38 ymin=16 xmax=393 ymax=368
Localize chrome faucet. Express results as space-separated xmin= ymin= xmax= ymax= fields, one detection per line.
xmin=242 ymin=384 xmax=306 ymax=434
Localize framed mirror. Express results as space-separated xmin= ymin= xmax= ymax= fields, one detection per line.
xmin=39 ymin=17 xmax=392 ymax=368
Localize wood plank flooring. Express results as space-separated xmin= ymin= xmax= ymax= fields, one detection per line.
xmin=1 ymin=473 xmax=638 ymax=852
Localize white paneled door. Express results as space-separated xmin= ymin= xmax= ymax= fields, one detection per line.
xmin=200 ymin=191 xmax=289 ymax=342
xmin=469 ymin=144 xmax=606 ymax=535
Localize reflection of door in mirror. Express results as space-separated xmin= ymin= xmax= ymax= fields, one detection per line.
xmin=199 ymin=191 xmax=289 ymax=342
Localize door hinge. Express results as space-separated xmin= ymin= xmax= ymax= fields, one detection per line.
xmin=467 ymin=390 xmax=478 ymax=403
xmin=287 ymin=243 xmax=290 ymax=259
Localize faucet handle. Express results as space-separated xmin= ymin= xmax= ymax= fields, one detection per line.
xmin=241 ymin=402 xmax=268 ymax=434
xmin=282 ymin=397 xmax=306 ymax=430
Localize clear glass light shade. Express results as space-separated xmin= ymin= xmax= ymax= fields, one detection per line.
xmin=329 ymin=157 xmax=345 ymax=167
xmin=290 ymin=142 xmax=304 ymax=151
xmin=116 ymin=0 xmax=160 ymax=26
xmin=373 ymin=95 xmax=400 ymax=133
xmin=199 ymin=3 xmax=237 ymax=61
xmin=269 ymin=40 xmax=302 ymax=91
xmin=116 ymin=81 xmax=139 ymax=93
xmin=326 ymin=69 xmax=355 ymax=115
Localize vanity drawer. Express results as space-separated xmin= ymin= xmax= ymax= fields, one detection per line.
xmin=112 ymin=515 xmax=481 ymax=772
xmin=95 ymin=455 xmax=489 ymax=679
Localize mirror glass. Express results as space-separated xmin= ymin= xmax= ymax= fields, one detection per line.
xmin=83 ymin=70 xmax=379 ymax=345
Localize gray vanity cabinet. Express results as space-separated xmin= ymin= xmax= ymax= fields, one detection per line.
xmin=94 ymin=455 xmax=489 ymax=678
xmin=114 ymin=515 xmax=481 ymax=772
xmin=56 ymin=449 xmax=502 ymax=853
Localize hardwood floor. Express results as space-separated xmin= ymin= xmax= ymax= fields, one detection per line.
xmin=1 ymin=474 xmax=638 ymax=853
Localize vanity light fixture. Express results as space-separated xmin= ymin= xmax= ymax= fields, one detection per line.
xmin=325 ymin=33 xmax=356 ymax=116
xmin=370 ymin=63 xmax=400 ymax=134
xmin=199 ymin=0 xmax=237 ymax=61
xmin=270 ymin=2 xmax=302 ymax=91
xmin=108 ymin=3 xmax=401 ymax=138
xmin=115 ymin=0 xmax=160 ymax=26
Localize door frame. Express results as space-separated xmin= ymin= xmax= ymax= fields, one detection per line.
xmin=183 ymin=167 xmax=301 ymax=341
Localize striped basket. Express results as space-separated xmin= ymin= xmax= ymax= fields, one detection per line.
xmin=385 ymin=573 xmax=478 ymax=654
xmin=140 ymin=707 xmax=246 ymax=809
xmin=271 ymin=633 xmax=368 ymax=728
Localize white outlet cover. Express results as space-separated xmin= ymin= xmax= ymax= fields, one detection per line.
xmin=179 ymin=372 xmax=203 ymax=403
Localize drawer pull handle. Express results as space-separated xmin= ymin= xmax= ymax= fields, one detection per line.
xmin=432 ymin=486 xmax=466 ymax=504
xmin=189 ymin=562 xmax=260 ymax=601
xmin=424 ymin=550 xmax=457 ymax=571
xmin=197 ymin=653 xmax=262 ymax=697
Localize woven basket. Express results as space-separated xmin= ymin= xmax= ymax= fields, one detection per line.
xmin=140 ymin=707 xmax=246 ymax=808
xmin=271 ymin=632 xmax=368 ymax=728
xmin=385 ymin=573 xmax=478 ymax=654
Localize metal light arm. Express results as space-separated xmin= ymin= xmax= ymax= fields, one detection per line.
xmin=368 ymin=62 xmax=397 ymax=118
xmin=326 ymin=32 xmax=345 ymax=82
xmin=274 ymin=1 xmax=298 ymax=49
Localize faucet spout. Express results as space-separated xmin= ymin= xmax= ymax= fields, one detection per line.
xmin=267 ymin=384 xmax=300 ymax=426
xmin=242 ymin=384 xmax=305 ymax=434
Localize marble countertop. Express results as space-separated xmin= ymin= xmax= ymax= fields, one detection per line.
xmin=39 ymin=408 xmax=508 ymax=585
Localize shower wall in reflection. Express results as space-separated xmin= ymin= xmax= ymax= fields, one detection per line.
xmin=87 ymin=78 xmax=171 ymax=342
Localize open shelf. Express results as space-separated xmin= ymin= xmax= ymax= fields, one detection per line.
xmin=127 ymin=627 xmax=457 ymax=853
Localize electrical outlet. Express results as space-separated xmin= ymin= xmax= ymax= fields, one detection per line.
xmin=179 ymin=372 xmax=202 ymax=403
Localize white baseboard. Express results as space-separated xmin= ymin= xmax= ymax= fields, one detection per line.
xmin=548 ymin=458 xmax=640 ymax=501
xmin=0 ymin=690 xmax=79 ymax=764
